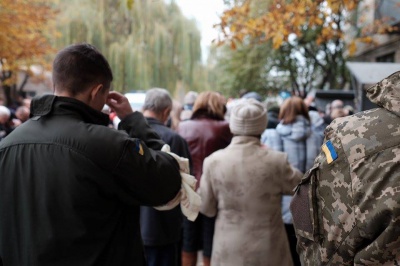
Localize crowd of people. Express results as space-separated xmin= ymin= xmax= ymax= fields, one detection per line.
xmin=1 ymin=43 xmax=400 ymax=266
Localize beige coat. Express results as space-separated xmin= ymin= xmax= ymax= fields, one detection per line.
xmin=199 ymin=136 xmax=302 ymax=266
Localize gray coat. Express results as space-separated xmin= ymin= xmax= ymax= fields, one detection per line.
xmin=262 ymin=115 xmax=319 ymax=224
xmin=200 ymin=136 xmax=302 ymax=266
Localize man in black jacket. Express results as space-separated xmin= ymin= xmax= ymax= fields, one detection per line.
xmin=140 ymin=88 xmax=192 ymax=266
xmin=0 ymin=43 xmax=182 ymax=266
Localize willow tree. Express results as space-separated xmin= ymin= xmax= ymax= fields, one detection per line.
xmin=55 ymin=0 xmax=203 ymax=96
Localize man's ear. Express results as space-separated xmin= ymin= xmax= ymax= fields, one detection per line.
xmin=90 ymin=84 xmax=104 ymax=100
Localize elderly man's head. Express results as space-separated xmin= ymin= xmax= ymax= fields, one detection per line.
xmin=331 ymin=99 xmax=344 ymax=110
xmin=15 ymin=106 xmax=30 ymax=123
xmin=142 ymin=88 xmax=173 ymax=123
xmin=0 ymin=106 xmax=11 ymax=125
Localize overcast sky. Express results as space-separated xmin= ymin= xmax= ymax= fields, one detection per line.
xmin=172 ymin=0 xmax=225 ymax=61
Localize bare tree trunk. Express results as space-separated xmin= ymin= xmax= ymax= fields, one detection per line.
xmin=18 ymin=72 xmax=30 ymax=95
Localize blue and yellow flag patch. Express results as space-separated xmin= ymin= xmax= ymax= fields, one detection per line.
xmin=135 ymin=139 xmax=144 ymax=156
xmin=322 ymin=140 xmax=338 ymax=164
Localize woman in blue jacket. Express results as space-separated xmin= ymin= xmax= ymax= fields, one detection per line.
xmin=262 ymin=96 xmax=318 ymax=266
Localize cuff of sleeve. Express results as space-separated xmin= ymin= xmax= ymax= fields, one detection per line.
xmin=118 ymin=111 xmax=144 ymax=131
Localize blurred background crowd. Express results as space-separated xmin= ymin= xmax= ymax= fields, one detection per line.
xmin=2 ymin=0 xmax=400 ymax=265
xmin=0 ymin=87 xmax=353 ymax=266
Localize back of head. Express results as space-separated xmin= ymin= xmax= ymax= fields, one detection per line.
xmin=279 ymin=96 xmax=310 ymax=124
xmin=52 ymin=43 xmax=113 ymax=96
xmin=0 ymin=106 xmax=11 ymax=124
xmin=15 ymin=106 xmax=30 ymax=122
xmin=169 ymin=100 xmax=183 ymax=130
xmin=330 ymin=108 xmax=347 ymax=119
xmin=331 ymin=99 xmax=344 ymax=110
xmin=241 ymin=91 xmax=263 ymax=102
xmin=183 ymin=91 xmax=198 ymax=109
xmin=143 ymin=88 xmax=173 ymax=114
xmin=0 ymin=105 xmax=10 ymax=116
xmin=192 ymin=91 xmax=226 ymax=120
xmin=229 ymin=99 xmax=267 ymax=136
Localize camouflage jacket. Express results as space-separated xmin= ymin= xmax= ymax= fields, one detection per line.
xmin=290 ymin=72 xmax=400 ymax=265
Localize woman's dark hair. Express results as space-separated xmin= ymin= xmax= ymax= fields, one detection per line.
xmin=52 ymin=43 xmax=113 ymax=96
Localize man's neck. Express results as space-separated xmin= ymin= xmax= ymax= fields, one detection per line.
xmin=143 ymin=110 xmax=164 ymax=124
xmin=55 ymin=91 xmax=89 ymax=105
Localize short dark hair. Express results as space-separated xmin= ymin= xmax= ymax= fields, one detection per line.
xmin=52 ymin=43 xmax=113 ymax=96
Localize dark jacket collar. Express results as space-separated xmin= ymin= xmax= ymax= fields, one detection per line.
xmin=191 ymin=108 xmax=224 ymax=121
xmin=145 ymin=117 xmax=164 ymax=126
xmin=30 ymin=95 xmax=110 ymax=126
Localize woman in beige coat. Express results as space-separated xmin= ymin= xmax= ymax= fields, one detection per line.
xmin=199 ymin=99 xmax=303 ymax=266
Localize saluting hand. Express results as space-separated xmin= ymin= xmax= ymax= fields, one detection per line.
xmin=107 ymin=91 xmax=134 ymax=120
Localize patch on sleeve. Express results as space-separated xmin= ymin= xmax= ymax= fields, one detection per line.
xmin=135 ymin=139 xmax=144 ymax=156
xmin=322 ymin=140 xmax=338 ymax=164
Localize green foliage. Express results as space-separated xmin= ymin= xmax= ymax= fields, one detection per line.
xmin=209 ymin=41 xmax=291 ymax=97
xmin=55 ymin=0 xmax=204 ymax=96
xmin=210 ymin=0 xmax=360 ymax=97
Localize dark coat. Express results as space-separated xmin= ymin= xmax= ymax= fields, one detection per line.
xmin=0 ymin=95 xmax=181 ymax=266
xmin=177 ymin=113 xmax=232 ymax=189
xmin=140 ymin=117 xmax=192 ymax=246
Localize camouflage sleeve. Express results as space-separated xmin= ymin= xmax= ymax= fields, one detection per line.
xmin=291 ymin=131 xmax=357 ymax=265
xmin=291 ymin=71 xmax=400 ymax=265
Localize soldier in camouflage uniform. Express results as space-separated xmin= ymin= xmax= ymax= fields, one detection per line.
xmin=290 ymin=71 xmax=400 ymax=265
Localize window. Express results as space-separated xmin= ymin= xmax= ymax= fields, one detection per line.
xmin=376 ymin=52 xmax=395 ymax=62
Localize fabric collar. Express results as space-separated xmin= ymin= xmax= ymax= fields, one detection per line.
xmin=231 ymin=135 xmax=261 ymax=145
xmin=145 ymin=117 xmax=165 ymax=126
xmin=191 ymin=109 xmax=224 ymax=121
xmin=30 ymin=95 xmax=110 ymax=126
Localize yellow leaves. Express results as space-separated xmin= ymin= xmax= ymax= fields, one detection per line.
xmin=217 ymin=0 xmax=394 ymax=57
xmin=230 ymin=40 xmax=237 ymax=50
xmin=347 ymin=36 xmax=374 ymax=56
xmin=216 ymin=0 xmax=328 ymax=49
xmin=358 ymin=36 xmax=373 ymax=43
xmin=296 ymin=4 xmax=306 ymax=15
xmin=326 ymin=0 xmax=341 ymax=13
xmin=0 ymin=0 xmax=56 ymax=84
xmin=127 ymin=0 xmax=134 ymax=10
xmin=309 ymin=16 xmax=324 ymax=27
xmin=343 ymin=0 xmax=359 ymax=11
xmin=272 ymin=33 xmax=284 ymax=49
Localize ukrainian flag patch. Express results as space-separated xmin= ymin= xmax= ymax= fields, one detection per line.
xmin=135 ymin=139 xmax=144 ymax=156
xmin=322 ymin=140 xmax=338 ymax=164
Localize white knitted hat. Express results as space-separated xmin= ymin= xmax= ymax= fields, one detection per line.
xmin=229 ymin=99 xmax=267 ymax=136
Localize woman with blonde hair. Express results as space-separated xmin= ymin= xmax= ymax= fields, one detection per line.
xmin=178 ymin=91 xmax=232 ymax=266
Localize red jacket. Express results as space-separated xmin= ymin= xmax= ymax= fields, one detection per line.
xmin=178 ymin=114 xmax=232 ymax=189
